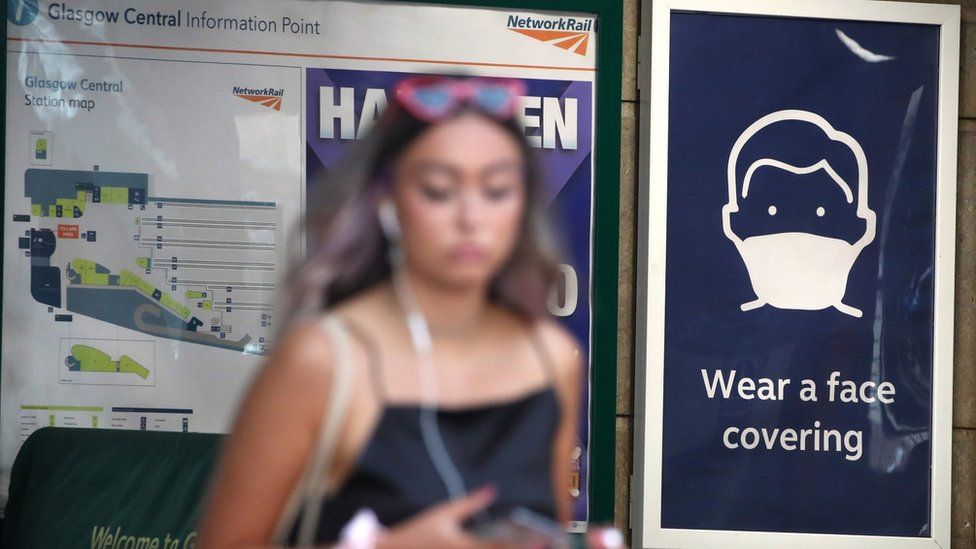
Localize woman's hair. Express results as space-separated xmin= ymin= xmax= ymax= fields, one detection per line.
xmin=286 ymin=79 xmax=563 ymax=324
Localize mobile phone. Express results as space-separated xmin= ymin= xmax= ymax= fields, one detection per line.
xmin=468 ymin=507 xmax=570 ymax=547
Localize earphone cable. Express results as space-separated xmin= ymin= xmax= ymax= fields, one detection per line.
xmin=392 ymin=267 xmax=468 ymax=501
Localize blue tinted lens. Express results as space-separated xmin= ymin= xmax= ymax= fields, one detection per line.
xmin=414 ymin=86 xmax=453 ymax=115
xmin=474 ymin=86 xmax=511 ymax=114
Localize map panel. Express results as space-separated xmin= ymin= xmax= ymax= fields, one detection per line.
xmin=2 ymin=51 xmax=303 ymax=502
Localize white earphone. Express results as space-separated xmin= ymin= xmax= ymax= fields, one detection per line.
xmin=378 ymin=197 xmax=467 ymax=500
xmin=377 ymin=199 xmax=402 ymax=243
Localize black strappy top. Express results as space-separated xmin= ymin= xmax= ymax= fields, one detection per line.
xmin=287 ymin=320 xmax=562 ymax=544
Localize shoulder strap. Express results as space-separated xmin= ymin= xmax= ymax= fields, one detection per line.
xmin=342 ymin=317 xmax=388 ymax=402
xmin=526 ymin=321 xmax=557 ymax=384
xmin=271 ymin=314 xmax=355 ymax=546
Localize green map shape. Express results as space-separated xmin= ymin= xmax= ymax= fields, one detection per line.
xmin=67 ymin=345 xmax=150 ymax=379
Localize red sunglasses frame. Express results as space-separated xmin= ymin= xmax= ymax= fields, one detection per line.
xmin=393 ymin=76 xmax=527 ymax=122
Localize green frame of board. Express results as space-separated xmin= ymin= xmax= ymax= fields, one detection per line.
xmin=0 ymin=0 xmax=622 ymax=525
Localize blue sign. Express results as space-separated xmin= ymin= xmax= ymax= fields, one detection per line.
xmin=7 ymin=0 xmax=39 ymax=25
xmin=662 ymin=13 xmax=940 ymax=536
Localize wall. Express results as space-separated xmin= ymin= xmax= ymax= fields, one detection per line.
xmin=614 ymin=0 xmax=976 ymax=545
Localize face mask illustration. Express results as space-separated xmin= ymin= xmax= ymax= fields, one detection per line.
xmin=722 ymin=110 xmax=877 ymax=318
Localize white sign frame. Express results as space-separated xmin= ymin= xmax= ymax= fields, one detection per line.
xmin=633 ymin=0 xmax=960 ymax=547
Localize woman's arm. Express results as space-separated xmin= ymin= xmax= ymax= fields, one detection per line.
xmin=540 ymin=322 xmax=625 ymax=549
xmin=197 ymin=323 xmax=335 ymax=549
xmin=538 ymin=321 xmax=584 ymax=525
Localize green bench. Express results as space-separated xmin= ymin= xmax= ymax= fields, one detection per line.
xmin=4 ymin=427 xmax=223 ymax=548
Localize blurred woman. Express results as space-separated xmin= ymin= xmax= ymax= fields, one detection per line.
xmin=198 ymin=75 xmax=585 ymax=548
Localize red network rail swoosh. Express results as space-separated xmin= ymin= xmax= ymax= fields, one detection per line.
xmin=508 ymin=29 xmax=590 ymax=56
xmin=235 ymin=94 xmax=282 ymax=111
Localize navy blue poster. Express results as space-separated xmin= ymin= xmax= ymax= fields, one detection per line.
xmin=662 ymin=14 xmax=940 ymax=536
xmin=306 ymin=69 xmax=594 ymax=522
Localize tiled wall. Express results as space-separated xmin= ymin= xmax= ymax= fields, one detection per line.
xmin=614 ymin=0 xmax=976 ymax=545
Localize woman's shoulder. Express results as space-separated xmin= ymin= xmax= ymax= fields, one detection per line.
xmin=264 ymin=318 xmax=336 ymax=383
xmin=270 ymin=285 xmax=392 ymax=376
xmin=520 ymin=316 xmax=582 ymax=409
xmin=497 ymin=312 xmax=582 ymax=384
xmin=328 ymin=282 xmax=395 ymax=332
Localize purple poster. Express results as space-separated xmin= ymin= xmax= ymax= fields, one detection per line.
xmin=306 ymin=68 xmax=593 ymax=525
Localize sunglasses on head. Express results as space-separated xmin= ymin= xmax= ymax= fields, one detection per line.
xmin=393 ymin=76 xmax=526 ymax=122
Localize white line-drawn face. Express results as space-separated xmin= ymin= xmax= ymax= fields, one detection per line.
xmin=721 ymin=110 xmax=877 ymax=317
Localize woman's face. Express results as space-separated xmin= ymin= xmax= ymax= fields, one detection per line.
xmin=390 ymin=112 xmax=527 ymax=291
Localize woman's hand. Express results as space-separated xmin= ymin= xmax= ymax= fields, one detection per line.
xmin=584 ymin=526 xmax=625 ymax=549
xmin=375 ymin=486 xmax=499 ymax=549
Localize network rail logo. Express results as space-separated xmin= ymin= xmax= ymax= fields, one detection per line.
xmin=233 ymin=86 xmax=284 ymax=111
xmin=506 ymin=14 xmax=594 ymax=56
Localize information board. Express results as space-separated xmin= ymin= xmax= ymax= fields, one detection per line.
xmin=2 ymin=0 xmax=621 ymax=528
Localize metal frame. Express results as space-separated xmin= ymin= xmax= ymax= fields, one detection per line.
xmin=633 ymin=0 xmax=960 ymax=546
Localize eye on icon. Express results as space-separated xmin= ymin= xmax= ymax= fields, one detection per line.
xmin=765 ymin=205 xmax=827 ymax=217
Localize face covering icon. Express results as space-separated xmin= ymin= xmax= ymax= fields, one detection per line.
xmin=722 ymin=110 xmax=877 ymax=318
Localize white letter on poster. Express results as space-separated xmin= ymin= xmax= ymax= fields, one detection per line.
xmin=519 ymin=96 xmax=542 ymax=148
xmin=547 ymin=264 xmax=579 ymax=317
xmin=543 ymin=97 xmax=577 ymax=150
xmin=357 ymin=88 xmax=389 ymax=139
xmin=701 ymin=369 xmax=736 ymax=399
xmin=320 ymin=86 xmax=355 ymax=140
